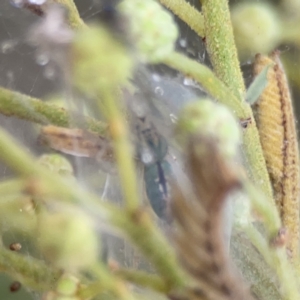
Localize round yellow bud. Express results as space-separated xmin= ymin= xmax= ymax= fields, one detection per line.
xmin=72 ymin=25 xmax=132 ymax=97
xmin=231 ymin=3 xmax=281 ymax=61
xmin=176 ymin=99 xmax=241 ymax=159
xmin=56 ymin=275 xmax=79 ymax=297
xmin=119 ymin=0 xmax=178 ymax=62
xmin=36 ymin=210 xmax=99 ymax=271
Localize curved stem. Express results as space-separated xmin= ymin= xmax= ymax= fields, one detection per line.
xmin=0 ymin=87 xmax=107 ymax=135
xmin=163 ymin=52 xmax=243 ymax=115
xmin=100 ymin=90 xmax=140 ymax=212
xmin=114 ymin=269 xmax=168 ymax=293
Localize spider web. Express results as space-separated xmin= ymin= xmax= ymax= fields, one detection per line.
xmin=2 ymin=1 xmax=292 ymax=299
xmin=0 ymin=1 xmax=207 ymax=299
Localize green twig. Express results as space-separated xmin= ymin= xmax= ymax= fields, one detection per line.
xmin=100 ymin=91 xmax=140 ymax=212
xmin=113 ymin=212 xmax=186 ymax=288
xmin=244 ymin=224 xmax=300 ymax=300
xmin=51 ymin=0 xmax=86 ymax=29
xmin=201 ymin=0 xmax=245 ymax=98
xmin=79 ymin=264 xmax=136 ymax=300
xmin=243 ymin=181 xmax=281 ymax=236
xmin=158 ymin=0 xmax=204 ymax=37
xmin=115 ymin=269 xmax=168 ymax=293
xmin=163 ymin=52 xmax=274 ymax=206
xmin=0 ymin=247 xmax=61 ymax=291
xmin=0 ymin=87 xmax=107 ymax=135
xmin=163 ymin=52 xmax=244 ymax=115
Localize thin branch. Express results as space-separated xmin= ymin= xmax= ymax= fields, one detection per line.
xmin=114 ymin=268 xmax=168 ymax=293
xmin=163 ymin=52 xmax=244 ymax=115
xmin=99 ymin=89 xmax=140 ymax=212
xmin=0 ymin=87 xmax=107 ymax=135
xmin=243 ymin=181 xmax=281 ymax=235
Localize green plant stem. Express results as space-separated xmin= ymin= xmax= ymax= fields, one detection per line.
xmin=113 ymin=212 xmax=186 ymax=288
xmin=158 ymin=0 xmax=204 ymax=37
xmin=0 ymin=87 xmax=107 ymax=135
xmin=163 ymin=52 xmax=243 ymax=114
xmin=163 ymin=52 xmax=274 ymax=207
xmin=243 ymin=181 xmax=281 ymax=236
xmin=115 ymin=269 xmax=168 ymax=293
xmin=78 ymin=281 xmax=107 ymax=300
xmin=79 ymin=264 xmax=137 ymax=300
xmin=52 ymin=0 xmax=86 ymax=29
xmin=244 ymin=224 xmax=300 ymax=300
xmin=0 ymin=247 xmax=61 ymax=291
xmin=100 ymin=90 xmax=139 ymax=212
xmin=231 ymin=231 xmax=283 ymax=300
xmin=0 ymin=127 xmax=186 ymax=289
xmin=200 ymin=0 xmax=245 ymax=98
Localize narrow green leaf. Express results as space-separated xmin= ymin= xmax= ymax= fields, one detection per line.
xmin=246 ymin=65 xmax=271 ymax=105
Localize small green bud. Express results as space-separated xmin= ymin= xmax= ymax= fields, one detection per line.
xmin=176 ymin=99 xmax=241 ymax=159
xmin=38 ymin=154 xmax=74 ymax=177
xmin=37 ymin=210 xmax=99 ymax=271
xmin=231 ymin=3 xmax=280 ymax=61
xmin=56 ymin=275 xmax=79 ymax=297
xmin=72 ymin=25 xmax=132 ymax=97
xmin=119 ymin=0 xmax=178 ymax=62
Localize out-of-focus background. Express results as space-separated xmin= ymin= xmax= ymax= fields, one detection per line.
xmin=0 ymin=0 xmax=299 ymax=299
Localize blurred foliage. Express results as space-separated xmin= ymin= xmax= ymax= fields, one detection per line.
xmin=0 ymin=1 xmax=300 ymax=300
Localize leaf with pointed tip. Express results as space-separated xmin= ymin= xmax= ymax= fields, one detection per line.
xmin=246 ymin=65 xmax=271 ymax=105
